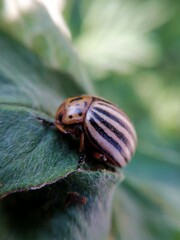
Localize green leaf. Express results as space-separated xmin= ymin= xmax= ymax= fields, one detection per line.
xmin=0 ymin=105 xmax=78 ymax=197
xmin=0 ymin=171 xmax=120 ymax=240
xmin=0 ymin=31 xmax=84 ymax=116
xmin=0 ymin=30 xmax=85 ymax=197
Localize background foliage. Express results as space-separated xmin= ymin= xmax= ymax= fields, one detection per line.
xmin=0 ymin=0 xmax=180 ymax=239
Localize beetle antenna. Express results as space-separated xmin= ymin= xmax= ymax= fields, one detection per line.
xmin=36 ymin=117 xmax=55 ymax=127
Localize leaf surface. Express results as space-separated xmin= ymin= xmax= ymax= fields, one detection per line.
xmin=0 ymin=171 xmax=120 ymax=240
xmin=0 ymin=31 xmax=84 ymax=197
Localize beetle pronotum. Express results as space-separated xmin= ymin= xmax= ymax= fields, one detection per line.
xmin=54 ymin=95 xmax=137 ymax=168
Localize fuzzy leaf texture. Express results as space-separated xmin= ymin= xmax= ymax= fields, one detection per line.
xmin=0 ymin=30 xmax=84 ymax=197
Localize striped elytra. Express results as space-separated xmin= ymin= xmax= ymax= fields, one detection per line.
xmin=55 ymin=95 xmax=137 ymax=168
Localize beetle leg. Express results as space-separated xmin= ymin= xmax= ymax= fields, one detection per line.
xmin=55 ymin=124 xmax=69 ymax=134
xmin=79 ymin=132 xmax=85 ymax=153
xmin=37 ymin=117 xmax=55 ymax=127
xmin=78 ymin=151 xmax=86 ymax=165
xmin=92 ymin=152 xmax=107 ymax=162
xmin=77 ymin=133 xmax=86 ymax=168
xmin=37 ymin=117 xmax=70 ymax=134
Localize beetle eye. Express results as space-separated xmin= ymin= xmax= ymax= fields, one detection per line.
xmin=58 ymin=113 xmax=63 ymax=122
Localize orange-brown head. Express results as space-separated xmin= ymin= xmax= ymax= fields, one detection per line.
xmin=55 ymin=95 xmax=93 ymax=135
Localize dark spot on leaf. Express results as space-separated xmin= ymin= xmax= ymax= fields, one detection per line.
xmin=69 ymin=115 xmax=73 ymax=119
xmin=65 ymin=192 xmax=87 ymax=207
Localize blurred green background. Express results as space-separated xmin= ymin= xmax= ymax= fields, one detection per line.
xmin=0 ymin=0 xmax=179 ymax=239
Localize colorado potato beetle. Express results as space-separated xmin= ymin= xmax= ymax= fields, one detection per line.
xmin=55 ymin=95 xmax=137 ymax=168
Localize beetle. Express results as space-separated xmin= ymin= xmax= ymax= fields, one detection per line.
xmin=54 ymin=95 xmax=137 ymax=168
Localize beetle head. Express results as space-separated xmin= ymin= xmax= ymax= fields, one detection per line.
xmin=55 ymin=96 xmax=93 ymax=134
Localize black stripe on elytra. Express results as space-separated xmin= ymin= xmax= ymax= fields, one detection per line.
xmin=94 ymin=106 xmax=134 ymax=139
xmin=92 ymin=111 xmax=131 ymax=153
xmin=98 ymin=102 xmax=128 ymax=118
xmin=85 ymin=126 xmax=122 ymax=167
xmin=89 ymin=117 xmax=126 ymax=160
xmin=70 ymin=97 xmax=83 ymax=103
